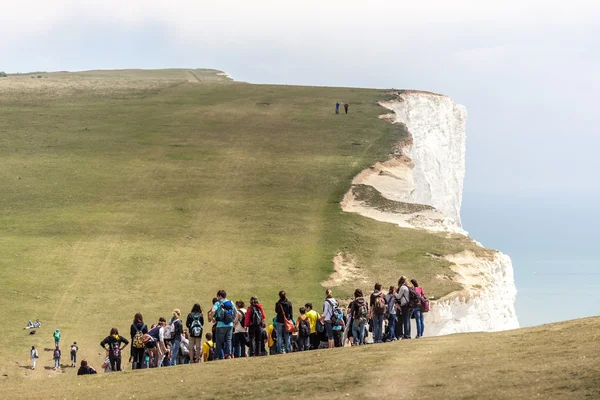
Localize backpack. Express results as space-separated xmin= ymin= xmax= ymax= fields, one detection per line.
xmin=354 ymin=298 xmax=368 ymax=321
xmin=249 ymin=305 xmax=263 ymax=327
xmin=237 ymin=310 xmax=246 ymax=328
xmin=420 ymin=296 xmax=430 ymax=313
xmin=327 ymin=300 xmax=344 ymax=326
xmin=298 ymin=316 xmax=310 ymax=337
xmin=190 ymin=314 xmax=203 ymax=338
xmin=206 ymin=342 xmax=216 ymax=361
xmin=132 ymin=324 xmax=146 ymax=349
xmin=218 ymin=300 xmax=235 ymax=324
xmin=163 ymin=322 xmax=175 ymax=340
xmin=407 ymin=287 xmax=422 ymax=309
xmin=373 ymin=293 xmax=386 ymax=315
xmin=53 ymin=349 xmax=60 ymax=359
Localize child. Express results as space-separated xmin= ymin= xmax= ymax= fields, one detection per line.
xmin=70 ymin=342 xmax=79 ymax=367
xmin=202 ymin=332 xmax=215 ymax=362
xmin=53 ymin=329 xmax=61 ymax=347
xmin=30 ymin=346 xmax=38 ymax=370
xmin=53 ymin=346 xmax=61 ymax=370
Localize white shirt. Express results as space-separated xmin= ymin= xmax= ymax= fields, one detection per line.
xmin=234 ymin=308 xmax=248 ymax=333
xmin=323 ymin=298 xmax=338 ymax=321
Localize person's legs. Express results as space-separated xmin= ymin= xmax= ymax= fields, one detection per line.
xmin=359 ymin=320 xmax=366 ymax=344
xmin=325 ymin=321 xmax=334 ymax=348
xmin=224 ymin=326 xmax=233 ymax=358
xmin=388 ymin=314 xmax=397 ymax=340
xmin=395 ymin=313 xmax=403 ymax=340
xmin=283 ymin=330 xmax=291 ymax=353
xmin=401 ymin=306 xmax=411 ymax=338
xmin=419 ymin=311 xmax=425 ymax=337
xmin=215 ymin=327 xmax=225 ymax=360
xmin=32 ymin=358 xmax=36 ymax=370
xmin=276 ymin=322 xmax=284 ymax=354
xmin=413 ymin=309 xmax=423 ymax=337
xmin=352 ymin=319 xmax=360 ymax=345
xmin=372 ymin=314 xmax=382 ymax=343
xmin=309 ymin=333 xmax=319 ymax=350
xmin=170 ymin=339 xmax=181 ymax=365
xmin=232 ymin=333 xmax=240 ymax=358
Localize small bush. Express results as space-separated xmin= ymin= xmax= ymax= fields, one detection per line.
xmin=0 ymin=71 xmax=7 ymax=78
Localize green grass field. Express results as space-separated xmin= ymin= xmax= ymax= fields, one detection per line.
xmin=1 ymin=69 xmax=483 ymax=383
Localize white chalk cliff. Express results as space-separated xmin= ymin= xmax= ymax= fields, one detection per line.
xmin=342 ymin=90 xmax=519 ymax=335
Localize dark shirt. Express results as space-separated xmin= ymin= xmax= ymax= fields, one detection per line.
xmin=275 ymin=299 xmax=293 ymax=323
xmin=77 ymin=365 xmax=97 ymax=375
xmin=100 ymin=335 xmax=129 ymax=358
xmin=172 ymin=318 xmax=183 ymax=341
xmin=130 ymin=322 xmax=148 ymax=340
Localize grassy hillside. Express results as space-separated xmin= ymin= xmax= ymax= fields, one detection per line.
xmin=0 ymin=69 xmax=481 ymax=379
xmin=4 ymin=317 xmax=600 ymax=399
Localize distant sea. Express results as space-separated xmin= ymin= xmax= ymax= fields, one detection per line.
xmin=462 ymin=194 xmax=600 ymax=327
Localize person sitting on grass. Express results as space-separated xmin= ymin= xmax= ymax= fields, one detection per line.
xmin=77 ymin=359 xmax=97 ymax=375
xmin=24 ymin=320 xmax=41 ymax=330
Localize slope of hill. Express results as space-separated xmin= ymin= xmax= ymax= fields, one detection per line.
xmin=0 ymin=69 xmax=489 ymax=379
xmin=4 ymin=317 xmax=599 ymax=399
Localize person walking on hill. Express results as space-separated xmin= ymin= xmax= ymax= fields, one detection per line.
xmin=304 ymin=303 xmax=320 ymax=350
xmin=275 ymin=290 xmax=293 ymax=354
xmin=335 ymin=101 xmax=340 ymax=114
xmin=322 ymin=289 xmax=339 ymax=349
xmin=186 ymin=304 xmax=204 ymax=363
xmin=350 ymin=289 xmax=369 ymax=345
xmin=386 ymin=286 xmax=398 ymax=341
xmin=233 ymin=300 xmax=248 ymax=358
xmin=245 ymin=296 xmax=266 ymax=357
xmin=53 ymin=346 xmax=61 ymax=370
xmin=70 ymin=342 xmax=79 ymax=367
xmin=169 ymin=309 xmax=184 ymax=365
xmin=100 ymin=328 xmax=129 ymax=372
xmin=411 ymin=279 xmax=426 ymax=338
xmin=209 ymin=289 xmax=236 ymax=359
xmin=130 ymin=313 xmax=148 ymax=369
xmin=398 ymin=276 xmax=411 ymax=339
xmin=369 ymin=283 xmax=386 ymax=343
xmin=344 ymin=103 xmax=349 ymax=114
xmin=30 ymin=345 xmax=38 ymax=370
xmin=53 ymin=329 xmax=61 ymax=347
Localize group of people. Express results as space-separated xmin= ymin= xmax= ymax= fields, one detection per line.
xmin=335 ymin=101 xmax=349 ymax=114
xmin=30 ymin=276 xmax=429 ymax=373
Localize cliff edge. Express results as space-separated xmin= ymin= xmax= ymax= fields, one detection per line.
xmin=342 ymin=90 xmax=519 ymax=335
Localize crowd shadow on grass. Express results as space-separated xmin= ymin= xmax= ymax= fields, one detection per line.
xmin=43 ymin=348 xmax=54 ymax=352
xmin=42 ymin=364 xmax=69 ymax=371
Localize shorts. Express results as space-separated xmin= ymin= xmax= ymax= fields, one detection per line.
xmin=324 ymin=321 xmax=334 ymax=340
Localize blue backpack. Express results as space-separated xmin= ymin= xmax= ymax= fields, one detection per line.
xmin=218 ymin=300 xmax=235 ymax=324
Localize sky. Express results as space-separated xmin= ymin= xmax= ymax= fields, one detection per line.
xmin=2 ymin=0 xmax=599 ymax=326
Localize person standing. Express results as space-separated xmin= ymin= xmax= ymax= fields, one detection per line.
xmin=274 ymin=290 xmax=293 ymax=354
xmin=245 ymin=296 xmax=266 ymax=357
xmin=295 ymin=307 xmax=310 ymax=351
xmin=53 ymin=329 xmax=61 ymax=347
xmin=385 ymin=286 xmax=398 ymax=341
xmin=169 ymin=310 xmax=183 ymax=365
xmin=53 ymin=346 xmax=61 ymax=370
xmin=350 ymin=289 xmax=369 ymax=345
xmin=335 ymin=102 xmax=340 ymax=114
xmin=369 ymin=283 xmax=386 ymax=343
xmin=344 ymin=103 xmax=349 ymax=114
xmin=411 ymin=279 xmax=426 ymax=338
xmin=304 ymin=303 xmax=320 ymax=350
xmin=233 ymin=300 xmax=248 ymax=358
xmin=209 ymin=290 xmax=236 ymax=359
xmin=130 ymin=313 xmax=148 ymax=370
xmin=398 ymin=276 xmax=411 ymax=339
xmin=322 ymin=289 xmax=338 ymax=349
xmin=70 ymin=342 xmax=79 ymax=367
xmin=30 ymin=346 xmax=38 ymax=370
xmin=100 ymin=328 xmax=129 ymax=372
xmin=186 ymin=304 xmax=204 ymax=363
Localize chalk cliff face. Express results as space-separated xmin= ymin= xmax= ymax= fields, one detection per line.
xmin=342 ymin=90 xmax=519 ymax=334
